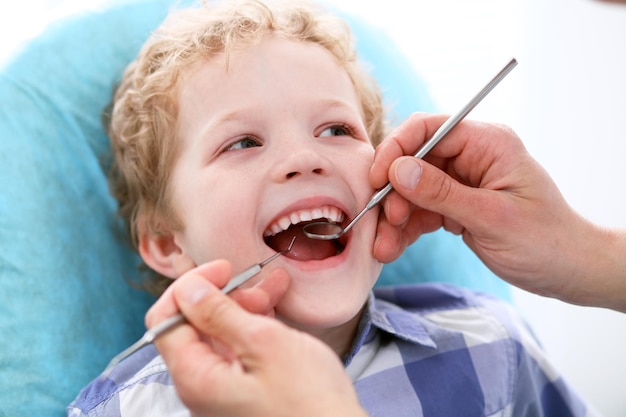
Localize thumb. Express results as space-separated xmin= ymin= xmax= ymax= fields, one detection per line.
xmin=389 ymin=156 xmax=490 ymax=228
xmin=174 ymin=270 xmax=260 ymax=351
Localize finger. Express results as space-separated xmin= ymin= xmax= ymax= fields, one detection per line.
xmin=370 ymin=113 xmax=450 ymax=188
xmin=172 ymin=272 xmax=270 ymax=355
xmin=389 ymin=157 xmax=498 ymax=231
xmin=373 ymin=205 xmax=444 ymax=263
xmin=145 ymin=260 xmax=232 ymax=329
xmin=229 ymin=268 xmax=290 ymax=316
xmin=373 ymin=214 xmax=403 ymax=263
xmin=382 ymin=190 xmax=411 ymax=227
xmin=151 ymin=268 xmax=233 ymax=375
xmin=152 ymin=290 xmax=239 ymax=412
xmin=145 ymin=282 xmax=178 ymax=330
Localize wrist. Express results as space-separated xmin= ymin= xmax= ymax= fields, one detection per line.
xmin=589 ymin=227 xmax=626 ymax=312
xmin=562 ymin=220 xmax=626 ymax=312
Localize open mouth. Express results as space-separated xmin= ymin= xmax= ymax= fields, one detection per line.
xmin=263 ymin=205 xmax=348 ymax=261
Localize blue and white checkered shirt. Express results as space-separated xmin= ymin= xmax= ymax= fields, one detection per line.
xmin=68 ymin=283 xmax=600 ymax=417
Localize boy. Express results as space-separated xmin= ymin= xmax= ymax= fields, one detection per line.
xmin=68 ymin=0 xmax=597 ymax=416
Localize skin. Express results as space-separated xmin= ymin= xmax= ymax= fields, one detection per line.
xmin=371 ymin=114 xmax=626 ymax=313
xmin=145 ymin=3 xmax=626 ymax=415
xmin=148 ymin=112 xmax=626 ymax=417
xmin=148 ymin=261 xmax=368 ymax=417
xmin=145 ymin=65 xmax=626 ymax=417
xmin=141 ymin=35 xmax=382 ymax=357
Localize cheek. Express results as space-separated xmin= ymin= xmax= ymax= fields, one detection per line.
xmin=170 ymin=179 xmax=250 ymax=262
xmin=175 ymin=207 xmax=246 ymax=266
xmin=171 ymin=161 xmax=249 ymax=224
xmin=348 ymin=146 xmax=376 ymax=197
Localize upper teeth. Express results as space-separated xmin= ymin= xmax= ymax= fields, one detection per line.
xmin=264 ymin=205 xmax=345 ymax=237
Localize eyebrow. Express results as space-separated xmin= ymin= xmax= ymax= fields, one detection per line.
xmin=207 ymin=97 xmax=358 ymax=127
xmin=314 ymin=97 xmax=361 ymax=114
xmin=194 ymin=96 xmax=361 ymax=142
xmin=193 ymin=110 xmax=252 ymax=146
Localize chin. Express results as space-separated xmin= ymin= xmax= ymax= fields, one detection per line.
xmin=263 ymin=208 xmax=380 ymax=333
xmin=275 ymin=299 xmax=366 ymax=333
xmin=273 ymin=268 xmax=375 ymax=330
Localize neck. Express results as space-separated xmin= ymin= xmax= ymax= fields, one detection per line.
xmin=280 ymin=307 xmax=366 ymax=357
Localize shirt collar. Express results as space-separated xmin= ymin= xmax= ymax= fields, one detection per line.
xmin=343 ymin=292 xmax=437 ymax=366
xmin=367 ymin=292 xmax=437 ymax=348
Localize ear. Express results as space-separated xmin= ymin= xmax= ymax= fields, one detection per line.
xmin=137 ymin=220 xmax=196 ymax=279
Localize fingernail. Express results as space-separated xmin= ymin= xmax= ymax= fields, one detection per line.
xmin=396 ymin=158 xmax=422 ymax=190
xmin=180 ymin=277 xmax=212 ymax=305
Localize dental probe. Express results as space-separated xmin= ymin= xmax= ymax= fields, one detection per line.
xmin=303 ymin=58 xmax=518 ymax=240
xmin=101 ymin=237 xmax=296 ymax=377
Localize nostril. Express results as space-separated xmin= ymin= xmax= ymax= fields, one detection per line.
xmin=285 ymin=168 xmax=323 ymax=179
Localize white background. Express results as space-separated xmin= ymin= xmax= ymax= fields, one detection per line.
xmin=2 ymin=0 xmax=625 ymax=416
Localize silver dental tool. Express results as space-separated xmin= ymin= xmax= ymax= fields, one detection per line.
xmin=101 ymin=237 xmax=296 ymax=377
xmin=303 ymin=58 xmax=518 ymax=241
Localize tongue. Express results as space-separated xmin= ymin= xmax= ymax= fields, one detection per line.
xmin=265 ymin=224 xmax=338 ymax=261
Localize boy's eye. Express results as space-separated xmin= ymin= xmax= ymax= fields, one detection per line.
xmin=319 ymin=124 xmax=353 ymax=138
xmin=226 ymin=136 xmax=262 ymax=151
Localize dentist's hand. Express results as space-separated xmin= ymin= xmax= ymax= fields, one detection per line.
xmin=371 ymin=113 xmax=626 ymax=311
xmin=146 ymin=260 xmax=368 ymax=417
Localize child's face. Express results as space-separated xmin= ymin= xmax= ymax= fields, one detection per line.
xmin=146 ymin=35 xmax=382 ymax=343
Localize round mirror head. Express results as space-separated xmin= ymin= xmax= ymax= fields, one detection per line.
xmin=302 ymin=221 xmax=344 ymax=240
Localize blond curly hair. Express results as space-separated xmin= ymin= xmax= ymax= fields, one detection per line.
xmin=108 ymin=0 xmax=386 ymax=294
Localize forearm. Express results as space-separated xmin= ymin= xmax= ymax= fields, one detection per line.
xmin=576 ymin=225 xmax=626 ymax=312
xmin=559 ymin=218 xmax=626 ymax=313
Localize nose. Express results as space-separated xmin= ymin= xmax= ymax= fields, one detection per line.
xmin=269 ymin=140 xmax=335 ymax=183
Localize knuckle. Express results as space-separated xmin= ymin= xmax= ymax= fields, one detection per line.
xmin=426 ymin=171 xmax=454 ymax=205
xmin=191 ymin=290 xmax=232 ymax=328
xmin=492 ymin=121 xmax=515 ymax=135
xmin=487 ymin=122 xmax=521 ymax=145
xmin=144 ymin=308 xmax=157 ymax=328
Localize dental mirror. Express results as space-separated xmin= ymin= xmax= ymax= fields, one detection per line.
xmin=303 ymin=58 xmax=518 ymax=241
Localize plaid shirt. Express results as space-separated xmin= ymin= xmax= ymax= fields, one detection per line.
xmin=68 ymin=283 xmax=600 ymax=417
